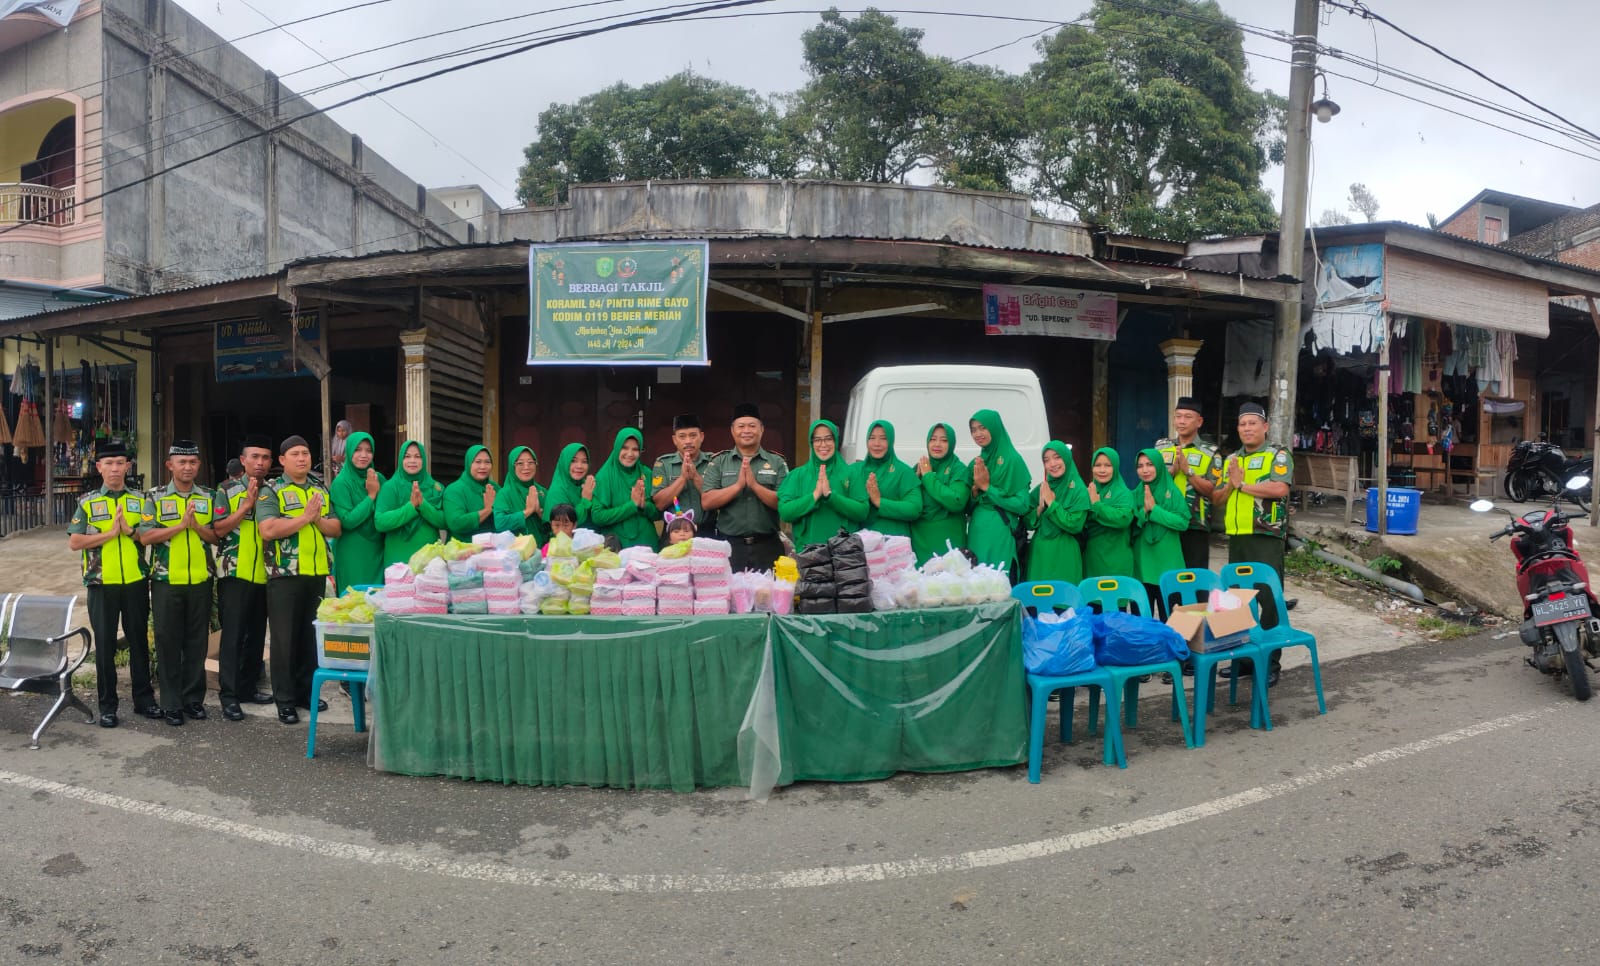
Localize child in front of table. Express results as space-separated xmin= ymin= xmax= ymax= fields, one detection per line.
xmin=664 ymin=507 xmax=697 ymax=545
xmin=544 ymin=503 xmax=577 ymax=558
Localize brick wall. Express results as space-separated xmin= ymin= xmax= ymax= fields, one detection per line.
xmin=1556 ymin=239 xmax=1600 ymax=271
xmin=1439 ymin=206 xmax=1481 ymax=240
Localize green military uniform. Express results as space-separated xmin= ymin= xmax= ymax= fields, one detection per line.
xmin=1159 ymin=435 xmax=1222 ymax=570
xmin=649 ymin=450 xmax=716 ymax=539
xmin=257 ymin=473 xmax=334 ymax=713
xmin=216 ymin=476 xmax=269 ymax=707
xmin=141 ymin=481 xmax=216 ymax=716
xmin=1220 ymin=443 xmax=1293 ymax=672
xmin=703 ymin=446 xmax=789 ymax=572
xmin=68 ymin=485 xmax=156 ymax=716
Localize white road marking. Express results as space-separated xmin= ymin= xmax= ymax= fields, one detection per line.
xmin=0 ymin=705 xmax=1560 ymax=894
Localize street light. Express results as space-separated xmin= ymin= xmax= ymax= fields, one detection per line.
xmin=1312 ymin=71 xmax=1340 ymax=123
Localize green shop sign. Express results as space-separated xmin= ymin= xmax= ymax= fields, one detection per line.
xmin=527 ymin=241 xmax=710 ymax=366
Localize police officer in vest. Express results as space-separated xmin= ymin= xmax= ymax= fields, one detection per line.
xmin=650 ymin=413 xmax=716 ymax=543
xmin=66 ymin=441 xmax=160 ymax=727
xmin=1212 ymin=402 xmax=1293 ymax=686
xmin=1157 ymin=396 xmax=1222 ymax=570
xmin=212 ymin=434 xmax=276 ymax=720
xmin=256 ymin=435 xmax=341 ymax=724
xmin=701 ymin=402 xmax=789 ymax=573
xmin=138 ymin=439 xmax=219 ymax=726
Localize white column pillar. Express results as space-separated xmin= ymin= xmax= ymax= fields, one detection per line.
xmin=399 ymin=329 xmax=430 ymax=454
xmin=1159 ymin=338 xmax=1205 ymax=435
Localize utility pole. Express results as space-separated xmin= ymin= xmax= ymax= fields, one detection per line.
xmin=1267 ymin=0 xmax=1321 ymax=448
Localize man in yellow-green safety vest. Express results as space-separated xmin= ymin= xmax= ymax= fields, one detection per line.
xmin=138 ymin=439 xmax=220 ymax=728
xmin=1212 ymin=402 xmax=1293 ymax=685
xmin=257 ymin=435 xmax=342 ymax=725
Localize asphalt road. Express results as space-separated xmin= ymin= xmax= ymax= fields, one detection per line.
xmin=1 ymin=632 xmax=1597 ymax=965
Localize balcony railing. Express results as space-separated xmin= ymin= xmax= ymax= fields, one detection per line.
xmin=0 ymin=183 xmax=75 ymax=226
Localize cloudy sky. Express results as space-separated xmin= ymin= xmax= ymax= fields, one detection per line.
xmin=177 ymin=0 xmax=1598 ymax=228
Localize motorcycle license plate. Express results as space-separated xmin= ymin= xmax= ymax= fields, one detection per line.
xmin=1532 ymin=593 xmax=1590 ymax=627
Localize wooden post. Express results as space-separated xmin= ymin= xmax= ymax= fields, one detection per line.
xmin=1376 ymin=313 xmax=1391 ymax=535
xmin=1091 ymin=341 xmax=1111 ymax=450
xmin=1588 ymin=297 xmax=1600 ymax=527
xmin=320 ymin=320 xmax=332 ymax=477
xmin=43 ymin=337 xmax=54 ymax=524
xmin=808 ymin=308 xmax=823 ymax=430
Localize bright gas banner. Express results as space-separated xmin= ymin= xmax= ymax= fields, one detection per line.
xmin=527 ymin=241 xmax=710 ymax=366
xmin=982 ymin=283 xmax=1118 ymax=340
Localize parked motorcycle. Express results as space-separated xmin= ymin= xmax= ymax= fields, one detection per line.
xmin=1504 ymin=435 xmax=1593 ymax=503
xmin=1472 ymin=475 xmax=1598 ymax=700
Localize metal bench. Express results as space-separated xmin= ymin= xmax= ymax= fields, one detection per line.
xmin=0 ymin=595 xmax=94 ymax=749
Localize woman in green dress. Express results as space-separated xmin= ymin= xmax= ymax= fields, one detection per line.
xmin=848 ymin=420 xmax=922 ymax=537
xmin=1132 ymin=446 xmax=1191 ymax=594
xmin=1025 ymin=440 xmax=1090 ymax=584
xmin=442 ymin=445 xmax=497 ymax=542
xmin=493 ymin=446 xmax=550 ymax=543
xmin=329 ymin=431 xmax=386 ymax=593
xmin=543 ymin=442 xmax=595 ymax=527
xmin=779 ymin=418 xmax=867 ymax=549
xmin=1083 ymin=446 xmax=1136 ymax=579
xmin=967 ymin=409 xmax=1032 ymax=573
xmin=588 ymin=427 xmax=658 ymax=549
xmin=912 ymin=422 xmax=969 ymax=565
xmin=374 ymin=439 xmax=446 ymax=567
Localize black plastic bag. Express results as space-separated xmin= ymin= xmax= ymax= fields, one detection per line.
xmin=835 ymin=595 xmax=874 ymax=614
xmin=797 ymin=597 xmax=838 ymax=615
xmin=795 ymin=579 xmax=838 ymax=600
xmin=795 ymin=543 xmax=833 ymax=571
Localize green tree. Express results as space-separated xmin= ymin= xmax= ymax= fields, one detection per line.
xmin=789 ymin=8 xmax=943 ymax=182
xmin=1026 ymin=0 xmax=1282 ymax=238
xmin=1348 ymin=182 xmax=1380 ymax=221
xmin=515 ymin=71 xmax=788 ymax=206
xmin=928 ymin=62 xmax=1028 ymax=193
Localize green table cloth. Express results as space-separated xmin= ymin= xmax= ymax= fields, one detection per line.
xmin=370 ymin=613 xmax=771 ymax=792
xmin=763 ymin=601 xmax=1027 ymax=784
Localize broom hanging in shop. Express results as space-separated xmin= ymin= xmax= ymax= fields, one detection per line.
xmin=12 ymin=356 xmax=45 ymax=460
xmin=0 ymin=395 xmax=13 ymax=445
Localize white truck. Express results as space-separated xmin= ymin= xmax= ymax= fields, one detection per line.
xmin=840 ymin=365 xmax=1053 ymax=468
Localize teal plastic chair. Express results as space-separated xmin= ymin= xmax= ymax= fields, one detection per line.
xmin=1157 ymin=567 xmax=1268 ymax=747
xmin=1220 ymin=562 xmax=1326 ymax=720
xmin=306 ymin=667 xmax=368 ymax=759
xmin=1013 ymin=581 xmax=1120 ymax=781
xmin=1076 ymin=576 xmax=1193 ymax=767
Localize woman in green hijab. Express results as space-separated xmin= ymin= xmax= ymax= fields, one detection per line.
xmin=589 ymin=428 xmax=658 ymax=549
xmin=912 ymin=423 xmax=970 ymax=565
xmin=847 ymin=420 xmax=922 ymax=538
xmin=442 ymin=445 xmax=497 ymax=542
xmin=544 ymin=442 xmax=595 ymax=527
xmin=374 ymin=439 xmax=446 ymax=567
xmin=1084 ymin=446 xmax=1136 ymax=579
xmin=779 ymin=419 xmax=867 ymax=549
xmin=1026 ymin=441 xmax=1089 ymax=584
xmin=1132 ymin=447 xmax=1191 ymax=590
xmin=967 ymin=409 xmax=1032 ymax=572
xmin=493 ymin=446 xmax=549 ymax=543
xmin=329 ymin=431 xmax=386 ymax=593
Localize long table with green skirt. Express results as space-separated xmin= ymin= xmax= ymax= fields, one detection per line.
xmin=367 ymin=601 xmax=1025 ymax=796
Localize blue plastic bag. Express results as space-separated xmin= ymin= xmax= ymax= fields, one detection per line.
xmin=1022 ymin=614 xmax=1097 ymax=676
xmin=1090 ymin=611 xmax=1190 ymax=666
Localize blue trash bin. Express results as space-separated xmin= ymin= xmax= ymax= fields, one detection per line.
xmin=1365 ymin=487 xmax=1420 ymax=535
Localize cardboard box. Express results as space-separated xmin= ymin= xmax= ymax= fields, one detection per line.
xmin=1165 ymin=589 xmax=1259 ymax=653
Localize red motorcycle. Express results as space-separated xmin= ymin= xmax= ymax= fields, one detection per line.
xmin=1474 ymin=476 xmax=1599 ymax=700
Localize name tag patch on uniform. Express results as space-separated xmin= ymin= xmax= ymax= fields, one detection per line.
xmin=88 ymin=500 xmax=112 ymax=522
xmin=283 ymin=492 xmax=303 ymax=511
xmin=1188 ymin=453 xmax=1203 ymax=467
xmin=1248 ymin=456 xmax=1266 ymax=470
xmin=161 ymin=498 xmax=180 ymax=518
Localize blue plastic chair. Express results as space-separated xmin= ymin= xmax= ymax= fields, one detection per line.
xmin=1012 ymin=581 xmax=1120 ymax=781
xmin=1157 ymin=568 xmax=1268 ymax=747
xmin=306 ymin=667 xmax=369 ymax=759
xmin=1220 ymin=562 xmax=1327 ymax=720
xmin=1076 ymin=576 xmax=1193 ymax=767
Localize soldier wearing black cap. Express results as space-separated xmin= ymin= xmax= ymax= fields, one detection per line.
xmin=138 ymin=439 xmax=220 ymax=726
xmin=650 ymin=413 xmax=716 ymax=541
xmin=66 ymin=440 xmax=159 ymax=727
xmin=701 ymin=402 xmax=789 ymax=572
xmin=212 ymin=434 xmax=277 ymax=720
xmin=1157 ymin=395 xmax=1222 ymax=570
xmin=1213 ymin=401 xmax=1293 ymax=684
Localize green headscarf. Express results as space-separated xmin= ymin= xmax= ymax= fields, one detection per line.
xmin=1135 ymin=446 xmax=1187 ymax=544
xmin=494 ymin=445 xmax=548 ymax=535
xmin=498 ymin=446 xmax=539 ymax=500
xmin=926 ymin=422 xmax=964 ymax=476
xmin=1042 ymin=440 xmax=1082 ymax=494
xmin=441 ymin=444 xmax=495 ymax=540
xmin=782 ymin=418 xmax=844 ymax=495
xmin=1089 ymin=446 xmax=1132 ymax=503
xmin=970 ymin=409 xmax=1031 ymax=496
xmin=377 ymin=439 xmax=440 ymax=506
xmin=592 ymin=427 xmax=646 ymax=497
xmin=544 ymin=442 xmax=591 ymax=523
xmin=453 ymin=445 xmax=492 ymax=493
xmin=860 ymin=420 xmax=912 ymax=476
xmin=332 ymin=431 xmax=382 ymax=497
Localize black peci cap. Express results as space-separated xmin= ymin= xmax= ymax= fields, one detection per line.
xmin=1238 ymin=402 xmax=1268 ymax=420
xmin=1175 ymin=396 xmax=1202 ymax=414
xmin=241 ymin=434 xmax=273 ymax=453
xmin=731 ymin=402 xmax=761 ymax=422
xmin=672 ymin=413 xmax=701 ymax=431
xmin=168 ymin=439 xmax=200 ymax=456
xmin=95 ymin=441 xmax=128 ymax=460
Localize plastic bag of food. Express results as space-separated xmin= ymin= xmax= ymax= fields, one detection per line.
xmin=870 ymin=579 xmax=899 ymax=612
xmin=472 ymin=532 xmax=498 ymax=548
xmin=691 ymin=537 xmax=733 ymax=558
xmin=546 ymin=556 xmax=578 ymax=586
xmin=659 ymin=540 xmax=692 ymax=560
xmin=383 ymin=562 xmax=415 ymax=585
xmin=773 ymin=555 xmax=799 ymax=583
xmin=518 ymin=556 xmax=543 ymax=582
xmin=588 ymin=549 xmax=622 ymax=572
xmin=770 ymin=580 xmax=795 ymax=615
xmin=893 ymin=574 xmax=923 ymax=610
xmin=408 ymin=543 xmax=444 ymax=572
xmin=547 ymin=531 xmax=574 ymax=559
xmin=569 ymin=560 xmax=597 ymax=596
xmin=566 ymin=594 xmax=592 ymax=616
xmin=511 ymin=535 xmax=540 ymax=560
xmin=571 ymin=528 xmax=605 ymax=560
